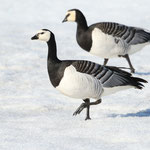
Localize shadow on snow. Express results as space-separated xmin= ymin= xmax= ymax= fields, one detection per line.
xmin=109 ymin=108 xmax=150 ymax=118
xmin=135 ymin=72 xmax=150 ymax=76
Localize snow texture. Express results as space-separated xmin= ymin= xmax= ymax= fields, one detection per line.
xmin=0 ymin=0 xmax=150 ymax=150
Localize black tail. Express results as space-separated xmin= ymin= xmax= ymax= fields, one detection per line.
xmin=130 ymin=76 xmax=148 ymax=89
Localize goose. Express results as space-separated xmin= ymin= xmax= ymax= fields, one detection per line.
xmin=62 ymin=9 xmax=150 ymax=73
xmin=31 ymin=29 xmax=147 ymax=120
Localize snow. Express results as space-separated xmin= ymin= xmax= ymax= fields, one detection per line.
xmin=0 ymin=0 xmax=150 ymax=150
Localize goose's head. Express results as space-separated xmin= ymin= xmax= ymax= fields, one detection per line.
xmin=62 ymin=9 xmax=83 ymax=23
xmin=31 ymin=29 xmax=51 ymax=42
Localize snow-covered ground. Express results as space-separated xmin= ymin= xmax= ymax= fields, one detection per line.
xmin=0 ymin=0 xmax=150 ymax=149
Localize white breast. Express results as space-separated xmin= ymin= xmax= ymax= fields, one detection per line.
xmin=56 ymin=65 xmax=103 ymax=100
xmin=90 ymin=28 xmax=125 ymax=58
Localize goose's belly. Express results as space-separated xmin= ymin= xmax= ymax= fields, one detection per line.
xmin=128 ymin=42 xmax=149 ymax=55
xmin=102 ymin=86 xmax=132 ymax=97
xmin=56 ymin=65 xmax=103 ymax=100
xmin=90 ymin=28 xmax=125 ymax=58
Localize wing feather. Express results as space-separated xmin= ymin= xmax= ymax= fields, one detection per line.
xmin=72 ymin=60 xmax=147 ymax=89
xmin=91 ymin=22 xmax=150 ymax=45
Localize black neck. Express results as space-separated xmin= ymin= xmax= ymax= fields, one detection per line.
xmin=76 ymin=12 xmax=88 ymax=31
xmin=47 ymin=33 xmax=60 ymax=63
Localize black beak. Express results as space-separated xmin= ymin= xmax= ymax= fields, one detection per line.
xmin=62 ymin=17 xmax=67 ymax=23
xmin=62 ymin=14 xmax=70 ymax=23
xmin=31 ymin=34 xmax=38 ymax=40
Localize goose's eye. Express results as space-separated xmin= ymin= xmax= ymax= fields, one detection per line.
xmin=41 ymin=32 xmax=44 ymax=34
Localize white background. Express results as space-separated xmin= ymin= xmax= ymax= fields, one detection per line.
xmin=0 ymin=0 xmax=150 ymax=149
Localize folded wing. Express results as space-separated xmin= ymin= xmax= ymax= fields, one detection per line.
xmin=92 ymin=22 xmax=150 ymax=45
xmin=72 ymin=60 xmax=147 ymax=89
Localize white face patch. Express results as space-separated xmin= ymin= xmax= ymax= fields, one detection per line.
xmin=36 ymin=29 xmax=51 ymax=42
xmin=66 ymin=10 xmax=76 ymax=22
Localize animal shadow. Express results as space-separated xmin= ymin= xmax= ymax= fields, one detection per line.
xmin=109 ymin=109 xmax=150 ymax=118
xmin=135 ymin=72 xmax=150 ymax=76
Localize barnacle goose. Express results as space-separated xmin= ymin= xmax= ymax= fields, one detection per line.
xmin=31 ymin=29 xmax=147 ymax=120
xmin=62 ymin=9 xmax=150 ymax=73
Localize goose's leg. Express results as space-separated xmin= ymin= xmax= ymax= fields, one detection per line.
xmin=84 ymin=99 xmax=91 ymax=120
xmin=103 ymin=58 xmax=109 ymax=66
xmin=123 ymin=54 xmax=135 ymax=73
xmin=73 ymin=101 xmax=87 ymax=116
xmin=73 ymin=99 xmax=102 ymax=120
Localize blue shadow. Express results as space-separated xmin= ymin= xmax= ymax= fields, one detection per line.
xmin=109 ymin=109 xmax=150 ymax=118
xmin=135 ymin=72 xmax=150 ymax=76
